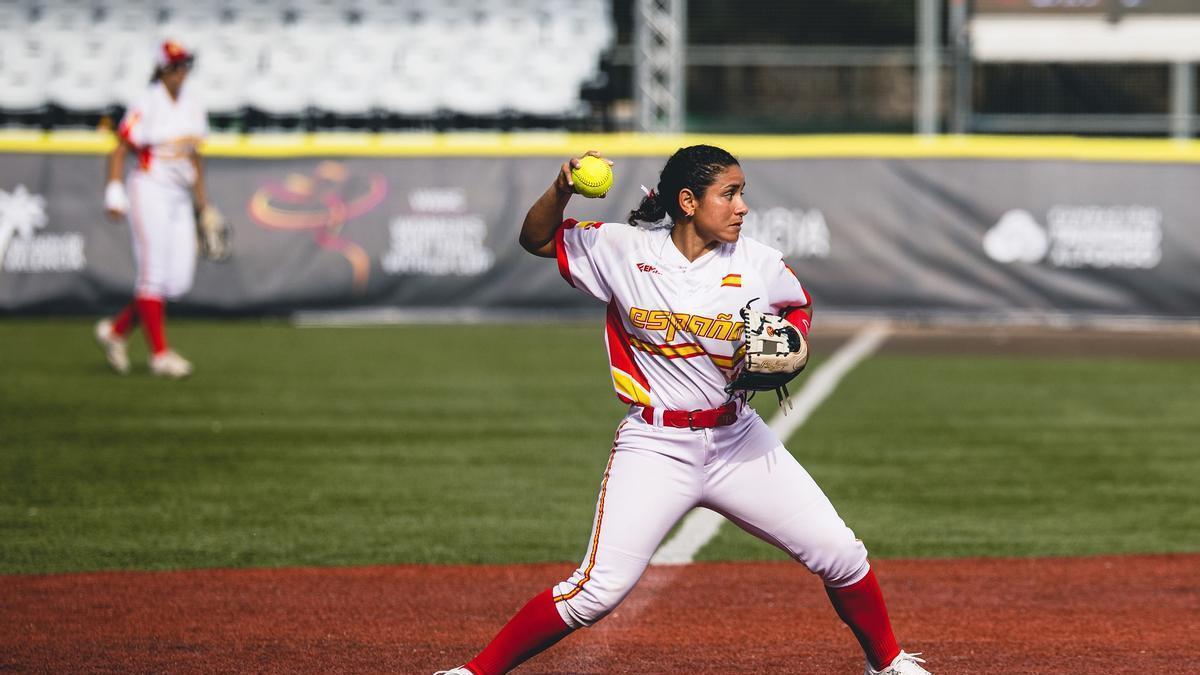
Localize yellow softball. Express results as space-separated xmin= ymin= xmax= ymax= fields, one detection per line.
xmin=571 ymin=155 xmax=614 ymax=198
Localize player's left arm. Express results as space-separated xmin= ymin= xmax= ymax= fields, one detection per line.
xmin=189 ymin=133 xmax=231 ymax=261
xmin=188 ymin=95 xmax=211 ymax=211
xmin=769 ymin=261 xmax=813 ymax=337
xmin=189 ymin=150 xmax=208 ymax=211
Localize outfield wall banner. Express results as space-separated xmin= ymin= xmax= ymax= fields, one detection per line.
xmin=1 ymin=152 xmax=1198 ymax=318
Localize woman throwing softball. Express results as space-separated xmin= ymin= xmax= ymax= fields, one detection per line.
xmin=95 ymin=40 xmax=209 ymax=379
xmin=437 ymin=146 xmax=930 ymax=675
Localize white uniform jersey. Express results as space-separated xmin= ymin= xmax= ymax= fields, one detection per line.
xmin=118 ymin=81 xmax=208 ymax=189
xmin=555 ymin=218 xmax=811 ymax=411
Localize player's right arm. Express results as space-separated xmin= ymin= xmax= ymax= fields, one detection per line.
xmin=104 ymin=136 xmax=134 ymax=220
xmin=519 ymin=151 xmax=608 ymax=258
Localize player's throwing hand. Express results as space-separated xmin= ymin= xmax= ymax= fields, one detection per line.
xmin=556 ymin=150 xmax=613 ymax=198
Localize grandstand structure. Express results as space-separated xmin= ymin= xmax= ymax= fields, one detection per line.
xmin=0 ymin=0 xmax=616 ymax=130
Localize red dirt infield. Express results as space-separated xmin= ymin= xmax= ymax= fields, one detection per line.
xmin=2 ymin=553 xmax=1196 ymax=674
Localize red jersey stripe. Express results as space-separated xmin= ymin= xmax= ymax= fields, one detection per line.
xmin=604 ymin=300 xmax=652 ymax=405
xmin=554 ymin=219 xmax=576 ymax=287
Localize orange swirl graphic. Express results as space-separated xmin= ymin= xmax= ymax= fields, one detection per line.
xmin=247 ymin=162 xmax=388 ymax=293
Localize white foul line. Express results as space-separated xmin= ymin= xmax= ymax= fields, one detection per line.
xmin=650 ymin=322 xmax=893 ymax=566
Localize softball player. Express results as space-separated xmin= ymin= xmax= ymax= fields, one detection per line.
xmin=94 ymin=40 xmax=208 ymax=378
xmin=436 ymin=147 xmax=930 ymax=675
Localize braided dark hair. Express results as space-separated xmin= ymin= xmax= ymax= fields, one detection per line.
xmin=628 ymin=145 xmax=740 ymax=227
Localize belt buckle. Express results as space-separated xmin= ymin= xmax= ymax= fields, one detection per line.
xmin=688 ymin=409 xmax=701 ymax=430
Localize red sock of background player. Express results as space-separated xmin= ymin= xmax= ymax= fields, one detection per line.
xmin=111 ymin=301 xmax=139 ymax=337
xmin=134 ymin=296 xmax=168 ymax=355
xmin=825 ymin=568 xmax=901 ymax=671
xmin=464 ymin=589 xmax=574 ymax=675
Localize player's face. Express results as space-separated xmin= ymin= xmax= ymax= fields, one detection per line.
xmin=692 ymin=164 xmax=748 ymax=246
xmin=160 ymin=63 xmax=190 ymax=95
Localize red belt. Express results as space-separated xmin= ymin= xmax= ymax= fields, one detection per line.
xmin=639 ymin=401 xmax=739 ymax=429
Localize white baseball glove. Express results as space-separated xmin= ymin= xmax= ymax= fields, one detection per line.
xmin=725 ymin=301 xmax=809 ymax=397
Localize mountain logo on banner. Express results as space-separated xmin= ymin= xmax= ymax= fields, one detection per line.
xmin=983 ymin=209 xmax=1049 ymax=264
xmin=984 ymin=206 xmax=1163 ymax=269
xmin=0 ymin=184 xmax=85 ymax=274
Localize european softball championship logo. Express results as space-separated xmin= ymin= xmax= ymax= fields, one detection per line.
xmin=248 ymin=161 xmax=388 ymax=293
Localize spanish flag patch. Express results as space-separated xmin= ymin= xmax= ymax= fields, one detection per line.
xmin=721 ymin=273 xmax=742 ymax=288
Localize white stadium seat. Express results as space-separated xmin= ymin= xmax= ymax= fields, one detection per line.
xmin=96 ymin=7 xmax=158 ymax=36
xmin=0 ymin=33 xmax=51 ymax=77
xmin=112 ymin=70 xmax=152 ymax=109
xmin=376 ymin=73 xmax=441 ymax=117
xmin=0 ymin=66 xmax=47 ymax=111
xmin=0 ymin=5 xmax=30 ymax=31
xmin=192 ymin=69 xmax=247 ymax=116
xmin=244 ymin=69 xmax=310 ymax=117
xmin=310 ymin=69 xmax=376 ymax=117
xmin=47 ymin=65 xmax=114 ymax=112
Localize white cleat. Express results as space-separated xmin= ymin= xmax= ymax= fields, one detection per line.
xmin=94 ymin=319 xmax=130 ymax=375
xmin=150 ymin=349 xmax=193 ymax=379
xmin=867 ymin=651 xmax=931 ymax=675
xmin=433 ymin=668 xmax=473 ymax=675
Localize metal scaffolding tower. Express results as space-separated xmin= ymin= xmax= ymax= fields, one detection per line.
xmin=634 ymin=0 xmax=686 ymax=133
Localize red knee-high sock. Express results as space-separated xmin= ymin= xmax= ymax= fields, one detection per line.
xmin=465 ymin=589 xmax=575 ymax=675
xmin=134 ymin=296 xmax=168 ymax=355
xmin=111 ymin=302 xmax=139 ymax=337
xmin=825 ymin=568 xmax=901 ymax=671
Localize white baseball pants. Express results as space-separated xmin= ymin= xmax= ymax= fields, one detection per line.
xmin=551 ymin=405 xmax=870 ymax=628
xmin=127 ymin=172 xmax=196 ymax=300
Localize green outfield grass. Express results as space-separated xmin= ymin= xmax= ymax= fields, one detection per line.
xmin=1 ymin=319 xmax=1198 ymax=574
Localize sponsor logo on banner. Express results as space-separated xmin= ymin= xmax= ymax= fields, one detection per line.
xmin=984 ymin=206 xmax=1162 ymax=269
xmin=0 ymin=184 xmax=86 ymax=273
xmin=248 ymin=161 xmax=388 ymax=294
xmin=381 ymin=188 xmax=494 ymax=276
xmin=983 ymin=209 xmax=1050 ymax=264
xmin=740 ymin=207 xmax=831 ymax=258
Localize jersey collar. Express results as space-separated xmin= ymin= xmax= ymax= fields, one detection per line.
xmin=654 ymin=227 xmax=731 ymax=270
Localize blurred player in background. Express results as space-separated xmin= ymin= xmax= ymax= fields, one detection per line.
xmin=94 ymin=40 xmax=209 ymax=379
xmin=436 ymin=147 xmax=930 ymax=675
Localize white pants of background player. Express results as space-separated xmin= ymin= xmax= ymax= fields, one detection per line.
xmin=127 ymin=172 xmax=196 ymax=300
xmin=551 ymin=404 xmax=870 ymax=627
